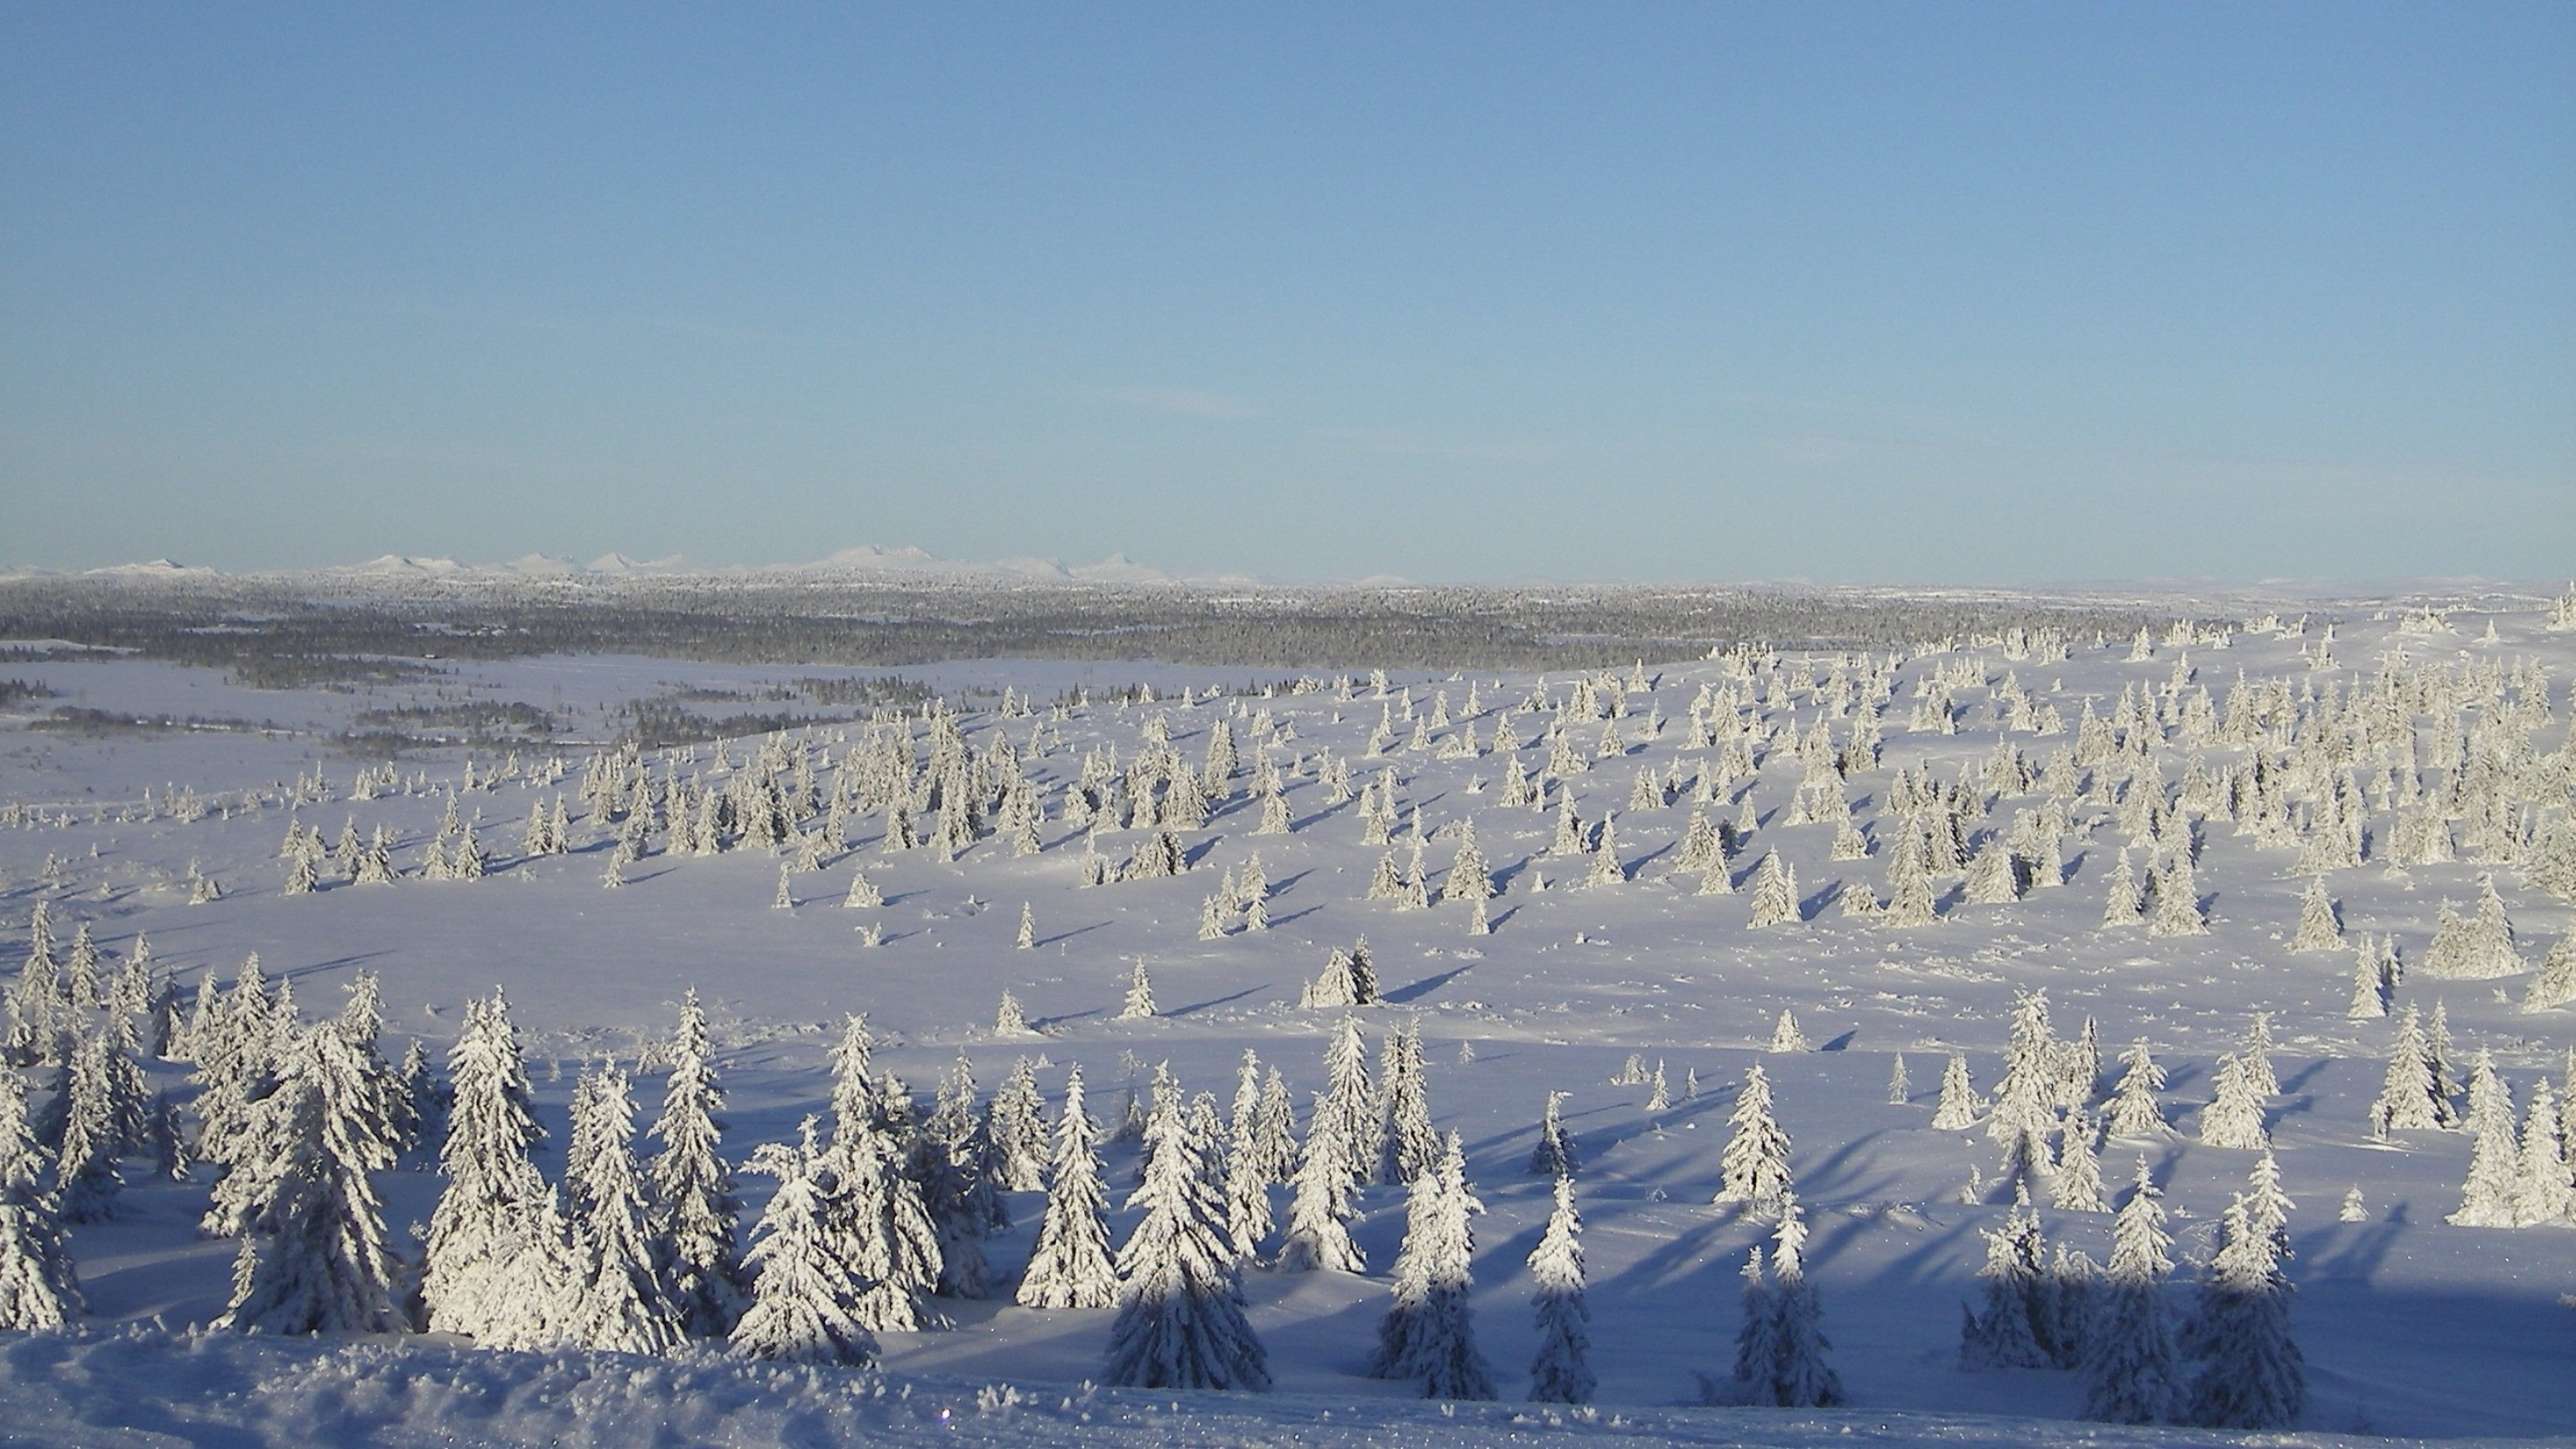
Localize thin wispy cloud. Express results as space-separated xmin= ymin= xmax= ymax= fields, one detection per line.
xmin=1311 ymin=427 xmax=1553 ymax=466
xmin=1082 ymin=387 xmax=1264 ymax=421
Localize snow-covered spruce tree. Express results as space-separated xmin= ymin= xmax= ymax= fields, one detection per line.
xmin=2054 ymin=1016 xmax=2103 ymax=1112
xmin=1018 ymin=1063 xmax=1118 ymax=1308
xmin=1377 ymin=1016 xmax=1439 ymax=1186
xmin=1746 ymin=850 xmax=1801 ymax=928
xmin=2462 ymin=875 xmax=2524 ymax=978
xmin=1300 ymin=948 xmax=1361 ymax=1010
xmin=1277 ymin=1090 xmax=1366 ymax=1273
xmin=2197 ymin=1054 xmax=2271 ymax=1151
xmin=2449 ymin=1052 xmax=2519 ymax=1228
xmin=1963 ymin=835 xmax=2022 ymax=906
xmin=2290 ymin=878 xmax=2342 ymax=952
xmin=1222 ymin=1054 xmax=1276 ymax=1262
xmin=0 ymin=1067 xmax=81 ymax=1329
xmin=1959 ymin=1186 xmax=2052 ymax=1370
xmin=424 ymin=990 xmax=565 ymax=1348
xmin=1370 ymin=1131 xmax=1494 ymax=1400
xmin=564 ymin=1065 xmax=682 ymax=1354
xmin=1988 ymin=990 xmax=2060 ymax=1183
xmin=1887 ymin=1053 xmax=1911 ymax=1106
xmin=2368 ymin=1006 xmax=2445 ymax=1139
xmin=2349 ymin=934 xmax=2392 ymax=1019
xmin=649 ymin=989 xmax=746 ymax=1337
xmin=730 ymin=1120 xmax=878 ymax=1366
xmin=912 ymin=1054 xmax=1004 ymax=1300
xmin=822 ymin=1022 xmax=942 ymax=1333
xmin=1102 ymin=1066 xmax=1270 ymax=1391
xmin=1768 ymin=1009 xmax=1809 ymax=1054
xmin=2522 ymin=935 xmax=2576 ymax=1014
xmin=215 ymin=1018 xmax=404 ymax=1334
xmin=1760 ymin=1198 xmax=1844 ymax=1408
xmin=2104 ymin=1041 xmax=2171 ymax=1138
xmin=1716 ymin=1246 xmax=1781 ymax=1405
xmin=396 ymin=1036 xmax=451 ymax=1162
xmin=1316 ymin=1014 xmax=1382 ymax=1185
xmin=1713 ymin=1064 xmax=1794 ymax=1219
xmin=2181 ymin=1193 xmax=2306 ymax=1429
xmin=1932 ymin=1054 xmax=1984 ymax=1131
xmin=1250 ymin=1066 xmax=1299 ymax=1186
xmin=1525 ymin=1172 xmax=1593 ymax=1404
xmin=984 ymin=1055 xmax=1050 ymax=1194
xmin=2050 ymin=1107 xmax=2107 ymax=1214
xmin=52 ymin=1027 xmax=125 ymax=1224
xmin=1528 ymin=1090 xmax=1579 ymax=1177
xmin=2428 ymin=1002 xmax=2460 ymax=1124
xmin=2510 ymin=1079 xmax=2572 ymax=1227
xmin=1119 ymin=959 xmax=1157 ymax=1020
xmin=994 ymin=990 xmax=1038 ymax=1040
xmin=1880 ymin=833 xmax=1939 ymax=927
xmin=2240 ymin=1012 xmax=2279 ymax=1100
xmin=2082 ymin=1158 xmax=2180 ymax=1424
xmin=2148 ymin=854 xmax=2207 ymax=936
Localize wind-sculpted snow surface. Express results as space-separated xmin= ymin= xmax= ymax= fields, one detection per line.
xmin=0 ymin=588 xmax=2573 ymax=1440
xmin=0 ymin=1325 xmax=2492 ymax=1449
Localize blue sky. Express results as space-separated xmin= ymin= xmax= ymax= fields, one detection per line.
xmin=4 ymin=4 xmax=2569 ymax=584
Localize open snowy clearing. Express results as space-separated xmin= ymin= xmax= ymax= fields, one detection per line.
xmin=0 ymin=587 xmax=2571 ymax=1444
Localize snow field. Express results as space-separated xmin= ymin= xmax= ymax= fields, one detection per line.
xmin=0 ymin=598 xmax=2571 ymax=1438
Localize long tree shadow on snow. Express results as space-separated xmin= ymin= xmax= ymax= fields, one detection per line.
xmin=1167 ymin=984 xmax=1272 ymax=1018
xmin=1382 ymin=963 xmax=1474 ymax=1004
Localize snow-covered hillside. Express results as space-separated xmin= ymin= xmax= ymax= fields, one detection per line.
xmin=0 ymin=592 xmax=2572 ymax=1444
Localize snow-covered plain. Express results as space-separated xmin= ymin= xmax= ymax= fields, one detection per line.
xmin=1 ymin=592 xmax=2572 ymax=1446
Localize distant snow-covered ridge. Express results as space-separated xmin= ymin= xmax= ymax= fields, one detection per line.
xmin=3 ymin=553 xmax=2560 ymax=609
xmin=0 ymin=545 xmax=1275 ymax=589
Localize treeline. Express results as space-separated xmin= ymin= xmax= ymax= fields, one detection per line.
xmin=0 ymin=577 xmax=2185 ymax=678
